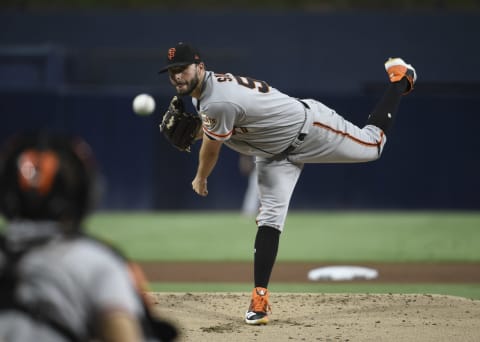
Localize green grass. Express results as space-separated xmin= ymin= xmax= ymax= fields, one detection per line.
xmin=149 ymin=282 xmax=480 ymax=300
xmin=85 ymin=210 xmax=480 ymax=300
xmin=3 ymin=211 xmax=480 ymax=300
xmin=85 ymin=210 xmax=480 ymax=262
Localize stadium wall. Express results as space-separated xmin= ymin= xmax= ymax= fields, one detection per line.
xmin=1 ymin=10 xmax=478 ymax=209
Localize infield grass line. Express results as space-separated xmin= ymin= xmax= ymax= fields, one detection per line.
xmin=85 ymin=210 xmax=480 ymax=262
xmin=148 ymin=282 xmax=480 ymax=300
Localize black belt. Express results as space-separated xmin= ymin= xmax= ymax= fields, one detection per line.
xmin=272 ymin=133 xmax=306 ymax=161
xmin=272 ymin=100 xmax=310 ymax=160
xmin=281 ymin=133 xmax=306 ymax=155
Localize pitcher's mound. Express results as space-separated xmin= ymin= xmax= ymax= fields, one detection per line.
xmin=150 ymin=292 xmax=480 ymax=342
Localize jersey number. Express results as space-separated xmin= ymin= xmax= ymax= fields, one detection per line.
xmin=215 ymin=74 xmax=270 ymax=93
xmin=234 ymin=76 xmax=269 ymax=93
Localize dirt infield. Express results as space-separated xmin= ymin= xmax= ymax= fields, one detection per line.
xmin=143 ymin=262 xmax=480 ymax=341
xmin=150 ymin=292 xmax=480 ymax=342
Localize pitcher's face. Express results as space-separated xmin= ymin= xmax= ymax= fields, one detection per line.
xmin=168 ymin=63 xmax=202 ymax=96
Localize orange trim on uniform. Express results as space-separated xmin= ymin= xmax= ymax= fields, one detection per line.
xmin=203 ymin=127 xmax=233 ymax=139
xmin=128 ymin=262 xmax=153 ymax=306
xmin=313 ymin=122 xmax=384 ymax=147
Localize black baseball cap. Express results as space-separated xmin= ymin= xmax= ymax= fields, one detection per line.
xmin=158 ymin=42 xmax=202 ymax=73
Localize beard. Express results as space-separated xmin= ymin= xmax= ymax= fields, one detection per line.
xmin=176 ymin=72 xmax=200 ymax=96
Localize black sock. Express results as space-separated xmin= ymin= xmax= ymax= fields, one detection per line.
xmin=366 ymin=78 xmax=409 ymax=133
xmin=254 ymin=225 xmax=280 ymax=288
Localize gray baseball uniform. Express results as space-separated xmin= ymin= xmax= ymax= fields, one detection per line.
xmin=194 ymin=71 xmax=386 ymax=231
xmin=0 ymin=220 xmax=145 ymax=341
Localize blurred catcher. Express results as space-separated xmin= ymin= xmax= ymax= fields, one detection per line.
xmin=0 ymin=131 xmax=177 ymax=341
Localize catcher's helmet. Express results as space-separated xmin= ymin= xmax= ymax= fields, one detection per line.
xmin=0 ymin=131 xmax=97 ymax=224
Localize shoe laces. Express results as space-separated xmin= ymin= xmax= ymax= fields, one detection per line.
xmin=249 ymin=287 xmax=272 ymax=313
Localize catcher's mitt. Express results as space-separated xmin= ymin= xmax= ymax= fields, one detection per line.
xmin=159 ymin=96 xmax=202 ymax=152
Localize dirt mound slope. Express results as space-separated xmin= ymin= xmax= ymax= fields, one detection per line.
xmin=150 ymin=292 xmax=480 ymax=342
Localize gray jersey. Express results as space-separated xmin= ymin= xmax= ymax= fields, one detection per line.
xmin=193 ymin=71 xmax=306 ymax=157
xmin=193 ymin=71 xmax=386 ymax=231
xmin=0 ymin=221 xmax=144 ymax=341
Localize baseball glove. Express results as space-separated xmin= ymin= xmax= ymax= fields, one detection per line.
xmin=159 ymin=96 xmax=202 ymax=152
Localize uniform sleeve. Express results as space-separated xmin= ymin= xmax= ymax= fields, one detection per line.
xmin=200 ymin=101 xmax=243 ymax=141
xmin=83 ymin=244 xmax=143 ymax=318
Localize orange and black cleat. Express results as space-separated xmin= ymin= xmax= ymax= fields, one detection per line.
xmin=245 ymin=287 xmax=271 ymax=325
xmin=385 ymin=57 xmax=417 ymax=94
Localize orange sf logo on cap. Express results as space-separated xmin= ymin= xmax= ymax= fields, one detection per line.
xmin=168 ymin=48 xmax=176 ymax=60
xmin=17 ymin=150 xmax=59 ymax=195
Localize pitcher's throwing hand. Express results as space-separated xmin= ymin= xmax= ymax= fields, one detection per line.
xmin=192 ymin=176 xmax=208 ymax=196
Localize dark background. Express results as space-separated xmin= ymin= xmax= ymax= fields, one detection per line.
xmin=1 ymin=5 xmax=479 ymax=210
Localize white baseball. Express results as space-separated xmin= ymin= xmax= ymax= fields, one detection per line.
xmin=133 ymin=93 xmax=156 ymax=115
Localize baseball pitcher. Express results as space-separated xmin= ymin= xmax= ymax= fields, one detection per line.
xmin=159 ymin=42 xmax=416 ymax=325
